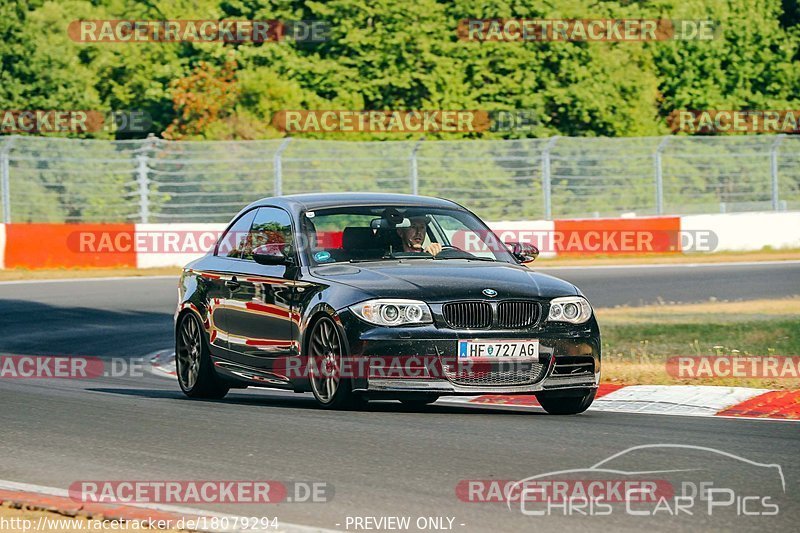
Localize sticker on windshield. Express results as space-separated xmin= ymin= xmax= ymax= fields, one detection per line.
xmin=314 ymin=250 xmax=332 ymax=262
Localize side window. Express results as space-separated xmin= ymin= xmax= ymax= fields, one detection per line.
xmin=216 ymin=209 xmax=258 ymax=258
xmin=244 ymin=207 xmax=294 ymax=261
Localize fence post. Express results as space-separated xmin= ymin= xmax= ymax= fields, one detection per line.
xmin=410 ymin=137 xmax=425 ymax=195
xmin=0 ymin=136 xmax=12 ymax=224
xmin=654 ymin=137 xmax=670 ymax=215
xmin=274 ymin=137 xmax=292 ymax=196
xmin=541 ymin=136 xmax=558 ymax=220
xmin=136 ymin=152 xmax=149 ymax=224
xmin=770 ymin=135 xmax=785 ymax=211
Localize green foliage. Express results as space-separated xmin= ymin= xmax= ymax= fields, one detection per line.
xmin=1 ymin=0 xmax=797 ymax=140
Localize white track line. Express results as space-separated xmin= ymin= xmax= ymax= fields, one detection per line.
xmin=436 ymin=397 xmax=799 ymax=422
xmin=0 ymin=479 xmax=339 ymax=533
xmin=535 ymin=259 xmax=800 ymax=270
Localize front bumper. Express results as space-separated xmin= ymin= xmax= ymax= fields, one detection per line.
xmin=337 ymin=309 xmax=601 ymax=396
xmin=366 ymin=373 xmax=598 ymax=394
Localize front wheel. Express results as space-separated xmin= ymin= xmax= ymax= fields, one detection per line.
xmin=535 ymin=389 xmax=596 ymax=415
xmin=308 ymin=316 xmax=362 ymax=410
xmin=176 ymin=313 xmax=229 ymax=399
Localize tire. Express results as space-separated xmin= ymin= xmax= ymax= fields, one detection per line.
xmin=307 ymin=316 xmax=362 ymax=410
xmin=176 ymin=313 xmax=230 ymax=399
xmin=399 ymin=394 xmax=440 ymax=409
xmin=535 ymin=388 xmax=596 ymax=415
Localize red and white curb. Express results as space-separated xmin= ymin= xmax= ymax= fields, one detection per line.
xmin=441 ymin=384 xmax=800 ymax=420
xmin=146 ymin=351 xmax=800 ymax=421
xmin=0 ymin=480 xmax=337 ymax=533
xmin=148 ymin=348 xmax=177 ymax=378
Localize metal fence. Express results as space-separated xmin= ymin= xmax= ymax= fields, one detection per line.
xmin=0 ymin=135 xmax=798 ymax=223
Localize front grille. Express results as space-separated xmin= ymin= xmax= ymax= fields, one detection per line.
xmin=497 ymin=301 xmax=540 ymax=328
xmin=441 ymin=359 xmax=546 ymax=386
xmin=442 ymin=300 xmax=541 ymax=329
xmin=442 ymin=302 xmax=491 ymax=329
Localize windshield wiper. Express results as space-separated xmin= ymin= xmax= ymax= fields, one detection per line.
xmin=433 ymin=255 xmax=496 ymax=262
xmin=348 ymin=251 xmax=496 ymax=263
xmin=349 ymin=253 xmax=436 ymax=263
xmin=348 ymin=257 xmax=399 ymax=263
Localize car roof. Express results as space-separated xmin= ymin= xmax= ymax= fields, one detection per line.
xmin=246 ymin=192 xmax=463 ymax=212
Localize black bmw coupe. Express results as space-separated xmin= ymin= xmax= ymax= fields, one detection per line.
xmin=175 ymin=193 xmax=600 ymax=414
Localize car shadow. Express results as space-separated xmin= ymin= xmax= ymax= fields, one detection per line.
xmin=86 ymin=387 xmax=544 ymax=415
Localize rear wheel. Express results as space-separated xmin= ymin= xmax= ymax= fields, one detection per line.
xmin=176 ymin=313 xmax=229 ymax=399
xmin=535 ymin=388 xmax=596 ymax=415
xmin=308 ymin=316 xmax=362 ymax=410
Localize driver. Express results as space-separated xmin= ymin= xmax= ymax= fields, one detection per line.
xmin=396 ymin=215 xmax=442 ymax=256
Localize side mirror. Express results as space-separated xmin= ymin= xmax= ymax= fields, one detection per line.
xmin=506 ymin=242 xmax=539 ymax=264
xmin=253 ymin=243 xmax=291 ymax=266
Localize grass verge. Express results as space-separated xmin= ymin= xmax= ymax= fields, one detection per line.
xmin=597 ymin=297 xmax=800 ymax=389
xmin=535 ymin=248 xmax=800 ymax=267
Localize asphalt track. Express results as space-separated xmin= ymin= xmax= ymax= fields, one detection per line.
xmin=544 ymin=260 xmax=800 ymax=306
xmin=0 ymin=262 xmax=798 ymax=531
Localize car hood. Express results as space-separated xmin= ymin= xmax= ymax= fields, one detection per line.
xmin=309 ymin=260 xmax=579 ymax=302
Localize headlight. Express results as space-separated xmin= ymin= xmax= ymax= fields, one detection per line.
xmin=547 ymin=296 xmax=592 ymax=324
xmin=350 ymin=299 xmax=433 ymax=326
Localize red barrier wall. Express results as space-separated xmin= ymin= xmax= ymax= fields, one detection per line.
xmin=553 ymin=217 xmax=682 ymax=255
xmin=4 ymin=224 xmax=137 ymax=268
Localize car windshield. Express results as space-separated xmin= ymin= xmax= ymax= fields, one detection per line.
xmin=301 ymin=205 xmax=516 ymax=265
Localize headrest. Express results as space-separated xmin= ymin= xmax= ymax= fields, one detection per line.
xmin=342 ymin=227 xmax=378 ymax=251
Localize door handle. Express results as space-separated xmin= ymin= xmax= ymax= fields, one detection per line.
xmin=225 ymin=278 xmax=241 ymax=291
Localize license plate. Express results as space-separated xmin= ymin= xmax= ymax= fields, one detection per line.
xmin=458 ymin=340 xmax=539 ymax=359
